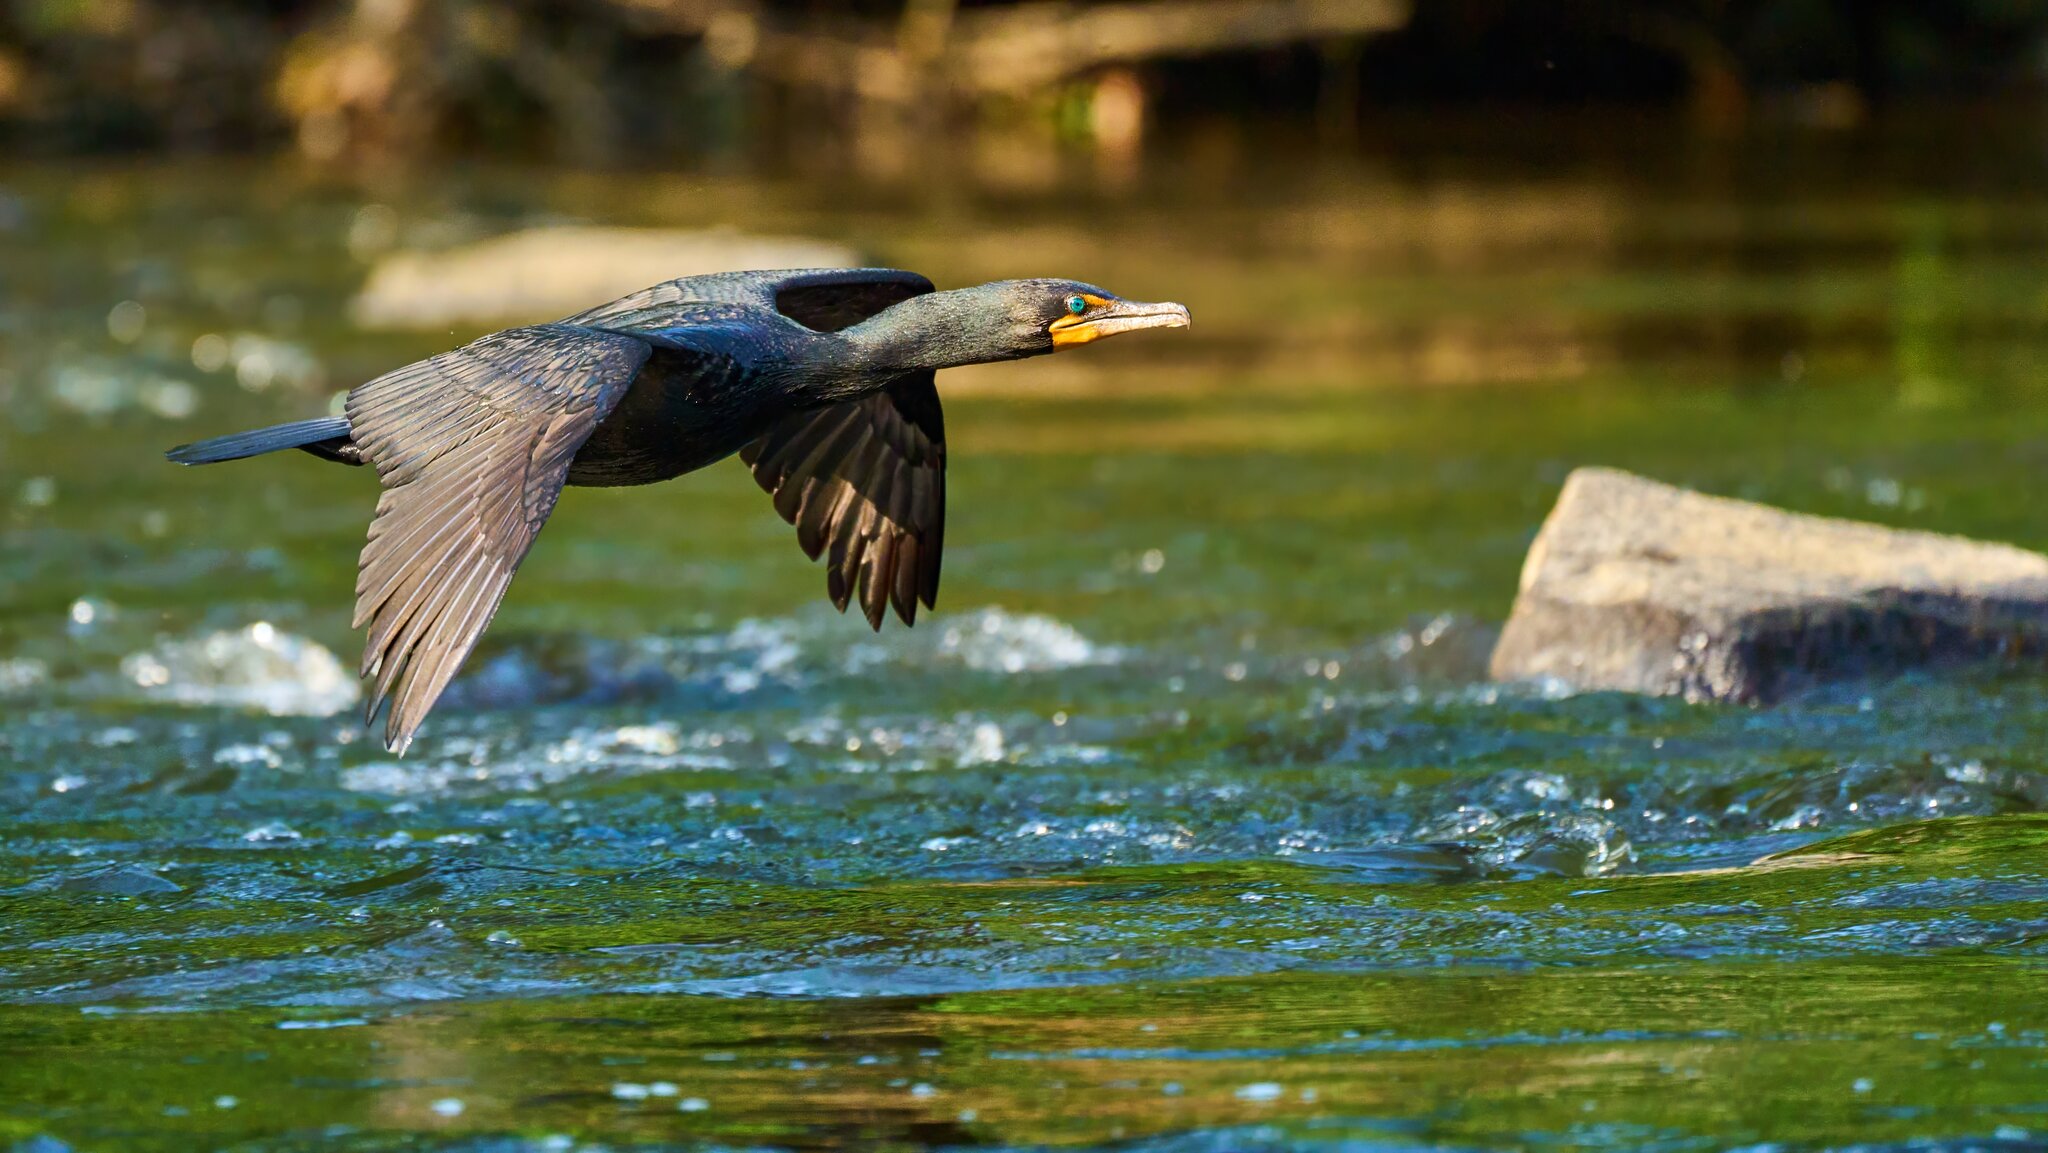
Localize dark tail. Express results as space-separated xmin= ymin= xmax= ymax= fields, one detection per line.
xmin=167 ymin=416 xmax=361 ymax=466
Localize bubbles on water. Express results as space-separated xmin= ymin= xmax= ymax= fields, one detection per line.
xmin=344 ymin=762 xmax=476 ymax=796
xmin=668 ymin=616 xmax=803 ymax=693
xmin=242 ymin=822 xmax=302 ymax=843
xmin=342 ymin=719 xmax=751 ymax=797
xmin=609 ymin=724 xmax=681 ymax=755
xmin=959 ymin=721 xmax=1006 ymax=766
xmin=214 ymin=743 xmax=284 ymax=769
xmin=68 ymin=597 xmax=110 ymax=633
xmin=1771 ymin=804 xmax=1827 ymax=832
xmin=0 ymin=657 xmax=49 ymax=696
xmin=779 ymin=711 xmax=1109 ymax=776
xmin=435 ymin=608 xmax=1117 ymax=719
xmin=1413 ymin=807 xmax=1635 ymax=878
xmin=547 ymin=722 xmax=744 ymax=771
xmin=1479 ymin=812 xmax=1634 ymax=877
xmin=119 ymin=623 xmax=358 ymax=717
xmin=927 ymin=607 xmax=1118 ymax=673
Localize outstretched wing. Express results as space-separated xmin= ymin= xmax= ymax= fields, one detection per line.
xmin=345 ymin=324 xmax=652 ymax=753
xmin=740 ymin=373 xmax=945 ymax=629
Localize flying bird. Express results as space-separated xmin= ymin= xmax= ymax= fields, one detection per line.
xmin=169 ymin=269 xmax=1189 ymax=753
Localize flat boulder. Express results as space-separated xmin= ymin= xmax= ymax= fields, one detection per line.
xmin=1490 ymin=467 xmax=2048 ymax=701
xmin=351 ymin=226 xmax=860 ymax=331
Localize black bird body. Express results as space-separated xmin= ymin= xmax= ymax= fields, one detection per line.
xmin=561 ymin=318 xmax=799 ymax=486
xmin=169 ymin=267 xmax=1189 ymax=753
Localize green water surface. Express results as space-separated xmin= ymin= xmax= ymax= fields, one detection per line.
xmin=4 ymin=128 xmax=2048 ymax=1150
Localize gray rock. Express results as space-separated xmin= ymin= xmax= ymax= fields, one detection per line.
xmin=1490 ymin=468 xmax=2048 ymax=701
xmin=351 ymin=226 xmax=860 ymax=331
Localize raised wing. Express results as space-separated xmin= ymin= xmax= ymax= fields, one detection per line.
xmin=345 ymin=324 xmax=652 ymax=753
xmin=567 ymin=267 xmax=935 ymax=334
xmin=740 ymin=373 xmax=945 ymax=629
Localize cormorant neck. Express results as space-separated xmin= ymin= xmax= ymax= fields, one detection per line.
xmin=838 ymin=288 xmax=1038 ymax=375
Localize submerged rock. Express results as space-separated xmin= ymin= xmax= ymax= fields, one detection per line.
xmin=1491 ymin=468 xmax=2048 ymax=701
xmin=351 ymin=226 xmax=860 ymax=330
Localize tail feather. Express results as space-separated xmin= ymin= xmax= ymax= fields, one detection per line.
xmin=167 ymin=416 xmax=355 ymax=466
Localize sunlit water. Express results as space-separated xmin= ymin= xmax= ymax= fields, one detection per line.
xmin=4 ymin=130 xmax=2048 ymax=1150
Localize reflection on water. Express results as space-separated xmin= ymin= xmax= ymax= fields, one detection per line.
xmin=4 ymin=126 xmax=2048 ymax=1150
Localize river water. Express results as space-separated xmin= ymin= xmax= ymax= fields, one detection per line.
xmin=4 ymin=124 xmax=2048 ymax=1150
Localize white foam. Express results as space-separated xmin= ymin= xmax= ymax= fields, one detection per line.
xmin=931 ymin=608 xmax=1116 ymax=673
xmin=0 ymin=658 xmax=48 ymax=696
xmin=120 ymin=624 xmax=358 ymax=717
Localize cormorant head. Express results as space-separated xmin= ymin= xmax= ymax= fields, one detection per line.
xmin=995 ymin=279 xmax=1191 ymax=355
xmin=846 ymin=277 xmax=1190 ymax=373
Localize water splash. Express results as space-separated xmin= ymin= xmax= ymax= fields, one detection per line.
xmin=117 ymin=622 xmax=358 ymax=716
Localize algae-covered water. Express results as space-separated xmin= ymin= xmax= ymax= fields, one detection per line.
xmin=5 ymin=131 xmax=2048 ymax=1150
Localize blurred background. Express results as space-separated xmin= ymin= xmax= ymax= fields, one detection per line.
xmin=9 ymin=0 xmax=2048 ymax=161
xmin=10 ymin=4 xmax=2048 ymax=1149
xmin=9 ymin=0 xmax=2048 ymax=628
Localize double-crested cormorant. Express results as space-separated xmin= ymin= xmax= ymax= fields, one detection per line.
xmin=169 ymin=269 xmax=1190 ymax=753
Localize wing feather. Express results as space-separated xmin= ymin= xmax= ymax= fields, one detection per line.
xmin=742 ymin=373 xmax=945 ymax=630
xmin=344 ymin=324 xmax=650 ymax=753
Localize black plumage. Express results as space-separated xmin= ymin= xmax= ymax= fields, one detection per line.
xmin=168 ymin=268 xmax=1189 ymax=753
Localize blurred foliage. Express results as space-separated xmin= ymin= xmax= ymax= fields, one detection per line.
xmin=2 ymin=1 xmax=2048 ymax=159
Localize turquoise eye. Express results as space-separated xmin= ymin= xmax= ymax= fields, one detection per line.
xmin=1065 ymin=295 xmax=1087 ymax=315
